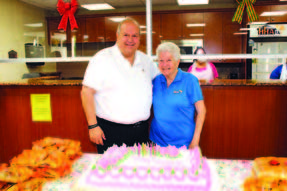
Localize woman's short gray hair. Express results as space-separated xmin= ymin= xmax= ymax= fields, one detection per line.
xmin=117 ymin=17 xmax=140 ymax=35
xmin=156 ymin=42 xmax=181 ymax=62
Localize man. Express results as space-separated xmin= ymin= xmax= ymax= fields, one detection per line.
xmin=81 ymin=18 xmax=159 ymax=153
xmin=270 ymin=62 xmax=287 ymax=80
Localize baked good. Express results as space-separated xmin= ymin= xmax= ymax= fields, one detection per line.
xmin=0 ymin=163 xmax=34 ymax=183
xmin=32 ymin=137 xmax=82 ymax=160
xmin=244 ymin=157 xmax=287 ymax=191
xmin=73 ymin=144 xmax=213 ymax=191
xmin=0 ymin=137 xmax=82 ymax=190
xmin=0 ymin=181 xmax=16 ymax=191
xmin=253 ymin=157 xmax=287 ymax=179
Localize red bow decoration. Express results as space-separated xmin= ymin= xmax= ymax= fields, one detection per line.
xmin=57 ymin=0 xmax=78 ymax=31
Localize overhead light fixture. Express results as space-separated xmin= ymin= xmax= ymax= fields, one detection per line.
xmin=177 ymin=0 xmax=208 ymax=5
xmin=240 ymin=28 xmax=251 ymax=31
xmin=186 ymin=23 xmax=206 ymax=27
xmin=24 ymin=32 xmax=45 ymax=37
xmin=234 ymin=32 xmax=248 ymax=35
xmin=260 ymin=11 xmax=287 ymax=16
xmin=189 ymin=34 xmax=204 ymax=36
xmin=81 ymin=3 xmax=114 ymax=10
xmin=247 ymin=21 xmax=268 ymax=25
xmin=140 ymin=31 xmax=156 ymax=34
xmin=24 ymin=23 xmax=43 ymax=27
xmin=109 ymin=17 xmax=126 ymax=22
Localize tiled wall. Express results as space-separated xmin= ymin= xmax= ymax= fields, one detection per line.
xmin=252 ymin=42 xmax=287 ymax=79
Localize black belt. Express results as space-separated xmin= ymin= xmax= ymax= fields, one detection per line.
xmin=96 ymin=116 xmax=148 ymax=128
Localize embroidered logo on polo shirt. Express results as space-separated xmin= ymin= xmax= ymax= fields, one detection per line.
xmin=173 ymin=90 xmax=183 ymax=94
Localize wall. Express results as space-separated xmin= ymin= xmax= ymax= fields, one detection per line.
xmin=0 ymin=0 xmax=56 ymax=81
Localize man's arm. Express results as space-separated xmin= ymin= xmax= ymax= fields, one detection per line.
xmin=81 ymin=86 xmax=105 ymax=145
xmin=189 ymin=100 xmax=206 ymax=149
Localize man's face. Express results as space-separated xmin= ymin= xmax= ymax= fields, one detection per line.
xmin=116 ymin=21 xmax=140 ymax=59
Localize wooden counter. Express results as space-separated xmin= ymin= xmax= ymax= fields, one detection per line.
xmin=0 ymin=79 xmax=286 ymax=163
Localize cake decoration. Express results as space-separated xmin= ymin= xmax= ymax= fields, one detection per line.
xmin=269 ymin=159 xmax=280 ymax=166
xmin=73 ymin=144 xmax=213 ymax=191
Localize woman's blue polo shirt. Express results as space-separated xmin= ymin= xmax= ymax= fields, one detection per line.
xmin=150 ymin=69 xmax=203 ymax=148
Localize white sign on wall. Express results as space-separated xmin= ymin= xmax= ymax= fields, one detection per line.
xmin=250 ymin=24 xmax=287 ymax=38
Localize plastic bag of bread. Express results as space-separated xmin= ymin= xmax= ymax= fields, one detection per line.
xmin=0 ymin=163 xmax=34 ymax=183
xmin=32 ymin=137 xmax=82 ymax=159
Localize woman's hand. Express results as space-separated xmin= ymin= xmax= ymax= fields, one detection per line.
xmin=89 ymin=126 xmax=106 ymax=145
xmin=188 ymin=138 xmax=199 ymax=149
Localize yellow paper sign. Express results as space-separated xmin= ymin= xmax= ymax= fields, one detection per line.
xmin=30 ymin=94 xmax=52 ymax=122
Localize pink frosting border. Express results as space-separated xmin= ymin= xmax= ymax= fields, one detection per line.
xmin=83 ymin=145 xmax=211 ymax=190
xmin=85 ymin=159 xmax=211 ymax=190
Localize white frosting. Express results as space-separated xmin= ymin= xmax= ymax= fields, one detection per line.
xmin=72 ymin=146 xmax=212 ymax=191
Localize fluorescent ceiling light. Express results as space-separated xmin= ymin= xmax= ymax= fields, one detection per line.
xmin=140 ymin=31 xmax=156 ymax=34
xmin=186 ymin=23 xmax=205 ymax=27
xmin=240 ymin=28 xmax=251 ymax=31
xmin=109 ymin=17 xmax=126 ymax=22
xmin=189 ymin=34 xmax=204 ymax=36
xmin=247 ymin=21 xmax=268 ymax=25
xmin=24 ymin=32 xmax=45 ymax=37
xmin=24 ymin=23 xmax=43 ymax=27
xmin=260 ymin=11 xmax=287 ymax=16
xmin=81 ymin=3 xmax=114 ymax=10
xmin=234 ymin=32 xmax=247 ymax=35
xmin=178 ymin=0 xmax=208 ymax=5
xmin=52 ymin=33 xmax=67 ymax=40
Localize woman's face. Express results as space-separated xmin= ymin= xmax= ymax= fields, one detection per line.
xmin=196 ymin=49 xmax=205 ymax=55
xmin=196 ymin=49 xmax=207 ymax=63
xmin=158 ymin=51 xmax=179 ymax=78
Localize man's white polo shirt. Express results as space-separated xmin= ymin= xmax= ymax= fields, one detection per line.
xmin=83 ymin=45 xmax=159 ymax=124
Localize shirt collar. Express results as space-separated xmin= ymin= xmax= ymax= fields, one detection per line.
xmin=112 ymin=44 xmax=140 ymax=66
xmin=160 ymin=68 xmax=183 ymax=83
xmin=112 ymin=44 xmax=125 ymax=61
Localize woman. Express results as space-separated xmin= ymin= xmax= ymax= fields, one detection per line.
xmin=150 ymin=42 xmax=206 ymax=149
xmin=187 ymin=47 xmax=218 ymax=82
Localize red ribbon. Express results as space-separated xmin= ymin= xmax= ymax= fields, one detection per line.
xmin=57 ymin=0 xmax=78 ymax=31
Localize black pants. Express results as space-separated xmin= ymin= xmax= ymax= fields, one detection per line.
xmin=96 ymin=117 xmax=149 ymax=154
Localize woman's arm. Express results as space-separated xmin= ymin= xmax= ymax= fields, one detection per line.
xmin=189 ymin=100 xmax=206 ymax=149
xmin=210 ymin=62 xmax=219 ymax=78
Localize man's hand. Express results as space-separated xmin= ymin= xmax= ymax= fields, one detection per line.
xmin=89 ymin=126 xmax=106 ymax=145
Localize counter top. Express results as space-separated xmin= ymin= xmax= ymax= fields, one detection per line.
xmin=0 ymin=79 xmax=286 ymax=86
xmin=0 ymin=79 xmax=83 ymax=86
xmin=200 ymin=79 xmax=287 ymax=86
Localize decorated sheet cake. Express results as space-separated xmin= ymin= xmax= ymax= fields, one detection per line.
xmin=73 ymin=144 xmax=215 ymax=191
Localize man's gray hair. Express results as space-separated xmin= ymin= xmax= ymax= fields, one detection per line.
xmin=117 ymin=17 xmax=140 ymax=35
xmin=156 ymin=42 xmax=181 ymax=62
